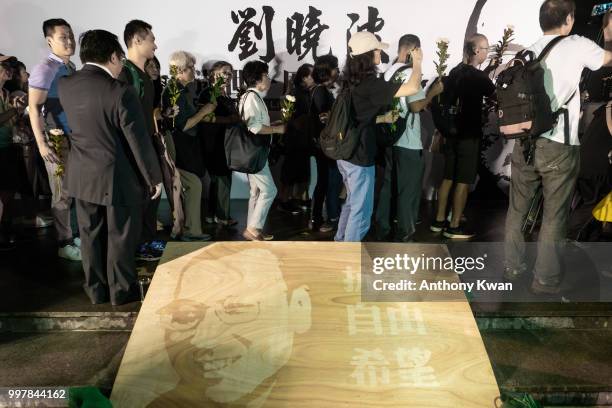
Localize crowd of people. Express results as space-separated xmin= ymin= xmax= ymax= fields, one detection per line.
xmin=0 ymin=0 xmax=611 ymax=303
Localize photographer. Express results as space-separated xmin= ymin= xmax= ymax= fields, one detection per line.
xmin=504 ymin=0 xmax=612 ymax=293
xmin=0 ymin=55 xmax=28 ymax=250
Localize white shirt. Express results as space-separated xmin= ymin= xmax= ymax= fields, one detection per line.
xmin=238 ymin=88 xmax=270 ymax=134
xmin=527 ymin=34 xmax=605 ymax=145
xmin=84 ymin=62 xmax=114 ymax=78
xmin=384 ymin=63 xmax=426 ymax=150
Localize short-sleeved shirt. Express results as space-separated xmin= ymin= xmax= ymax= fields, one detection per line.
xmin=450 ymin=63 xmax=495 ymax=136
xmin=349 ymin=75 xmax=402 ymax=166
xmin=384 ymin=63 xmax=426 ymax=150
xmin=29 ymin=53 xmax=75 ymax=133
xmin=528 ymin=35 xmax=605 ymax=145
xmin=238 ymin=88 xmax=270 ymax=134
xmin=118 ymin=61 xmax=155 ymax=137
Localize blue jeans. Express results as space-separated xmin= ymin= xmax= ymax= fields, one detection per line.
xmin=327 ymin=161 xmax=343 ymax=221
xmin=335 ymin=160 xmax=375 ymax=242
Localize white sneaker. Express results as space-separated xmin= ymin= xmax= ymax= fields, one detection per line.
xmin=58 ymin=244 xmax=82 ymax=261
xmin=73 ymin=237 xmax=81 ymax=248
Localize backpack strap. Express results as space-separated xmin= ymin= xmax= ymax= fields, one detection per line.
xmin=536 ymin=35 xmax=568 ymax=63
xmin=239 ymin=90 xmax=265 ymax=122
xmin=309 ymin=84 xmax=324 ymax=115
xmin=124 ymin=60 xmax=144 ymax=99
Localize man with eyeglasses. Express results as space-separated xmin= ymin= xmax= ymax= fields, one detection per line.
xmin=57 ymin=30 xmax=162 ymax=305
xmin=148 ymin=248 xmax=311 ymax=407
xmin=430 ymin=33 xmax=497 ymax=240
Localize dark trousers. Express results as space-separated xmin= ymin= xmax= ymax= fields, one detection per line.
xmin=504 ymin=138 xmax=580 ymax=285
xmin=76 ymin=199 xmax=142 ymax=304
xmin=376 ymin=147 xmax=424 ymax=239
xmin=312 ymin=151 xmax=342 ymax=222
xmin=204 ymin=173 xmax=232 ymax=220
xmin=140 ymin=196 xmax=161 ymax=244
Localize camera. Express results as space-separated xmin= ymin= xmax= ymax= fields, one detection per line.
xmin=592 ymin=2 xmax=612 ymax=17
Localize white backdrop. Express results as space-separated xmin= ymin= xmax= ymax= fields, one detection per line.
xmin=0 ymin=0 xmax=543 ymax=198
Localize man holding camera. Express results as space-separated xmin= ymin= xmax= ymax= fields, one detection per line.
xmin=504 ymin=0 xmax=612 ymax=294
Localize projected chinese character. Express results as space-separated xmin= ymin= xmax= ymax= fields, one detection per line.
xmin=350 ymin=348 xmax=391 ymax=386
xmin=286 ymin=6 xmax=330 ymax=61
xmin=347 ymin=304 xmax=383 ymax=336
xmin=228 ymin=6 xmax=276 ymax=62
xmin=343 ymin=266 xmax=360 ymax=293
xmin=346 ymin=7 xmax=389 ymax=63
xmin=395 ymin=347 xmax=440 ymax=387
xmin=386 ymin=305 xmax=427 ymax=336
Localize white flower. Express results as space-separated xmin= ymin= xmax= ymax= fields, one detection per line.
xmin=437 ymin=37 xmax=450 ymax=44
xmin=49 ymin=128 xmax=64 ymax=136
xmin=506 ymin=24 xmax=515 ymax=31
xmin=285 ymin=95 xmax=296 ymax=103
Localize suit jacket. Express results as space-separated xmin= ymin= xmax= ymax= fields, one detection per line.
xmin=58 ymin=64 xmax=162 ymax=206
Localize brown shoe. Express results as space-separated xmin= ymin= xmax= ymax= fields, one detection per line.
xmin=530 ymin=278 xmax=561 ymax=295
xmin=243 ymin=229 xmax=263 ymax=241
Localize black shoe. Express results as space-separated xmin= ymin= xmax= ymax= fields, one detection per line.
xmin=443 ymin=226 xmax=475 ymax=239
xmin=394 ymin=233 xmax=415 ymax=243
xmin=430 ymin=220 xmax=447 ymax=233
xmin=503 ymin=265 xmax=527 ymax=282
xmin=111 ymin=289 xmax=140 ymax=306
xmin=530 ymin=278 xmax=561 ymax=295
xmin=309 ymin=219 xmax=323 ymax=231
xmin=136 ymin=247 xmax=162 ymax=262
xmin=319 ymin=221 xmax=337 ymax=233
xmin=279 ymin=201 xmax=301 ymax=215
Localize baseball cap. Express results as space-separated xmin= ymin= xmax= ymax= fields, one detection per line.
xmin=348 ymin=31 xmax=389 ymax=57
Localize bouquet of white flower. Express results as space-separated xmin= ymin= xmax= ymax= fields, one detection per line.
xmin=281 ymin=95 xmax=296 ymax=123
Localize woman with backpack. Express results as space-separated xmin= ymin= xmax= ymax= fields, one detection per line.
xmin=335 ymin=31 xmax=423 ymax=242
xmin=238 ymin=61 xmax=286 ymax=241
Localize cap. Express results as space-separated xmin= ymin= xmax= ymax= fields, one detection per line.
xmin=348 ymin=31 xmax=389 ymax=57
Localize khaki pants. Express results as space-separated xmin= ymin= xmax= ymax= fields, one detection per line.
xmin=43 ymin=135 xmax=74 ymax=246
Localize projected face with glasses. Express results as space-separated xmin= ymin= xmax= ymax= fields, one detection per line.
xmin=156 ymin=248 xmax=311 ymax=406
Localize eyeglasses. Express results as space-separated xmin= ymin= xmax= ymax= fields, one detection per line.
xmin=158 ymin=297 xmax=261 ymax=332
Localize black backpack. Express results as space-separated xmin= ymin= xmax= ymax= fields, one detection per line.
xmin=430 ymin=64 xmax=467 ymax=138
xmin=496 ymin=35 xmax=575 ymax=142
xmin=320 ymin=87 xmax=360 ymax=160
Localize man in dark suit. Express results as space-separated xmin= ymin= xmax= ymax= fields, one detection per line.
xmin=58 ymin=30 xmax=162 ymax=305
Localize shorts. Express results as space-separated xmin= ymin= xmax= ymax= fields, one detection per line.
xmin=442 ymin=136 xmax=481 ymax=184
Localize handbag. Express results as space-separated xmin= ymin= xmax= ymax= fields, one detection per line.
xmin=224 ymin=90 xmax=272 ymax=174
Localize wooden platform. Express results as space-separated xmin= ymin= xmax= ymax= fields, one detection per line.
xmin=111 ymin=242 xmax=499 ymax=407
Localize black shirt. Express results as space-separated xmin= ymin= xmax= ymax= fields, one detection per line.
xmin=198 ymin=90 xmax=238 ymax=176
xmin=349 ymin=75 xmax=402 ymax=166
xmin=161 ymin=81 xmax=204 ymax=176
xmin=118 ymin=62 xmax=155 ymax=136
xmin=450 ymin=63 xmax=496 ymax=136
